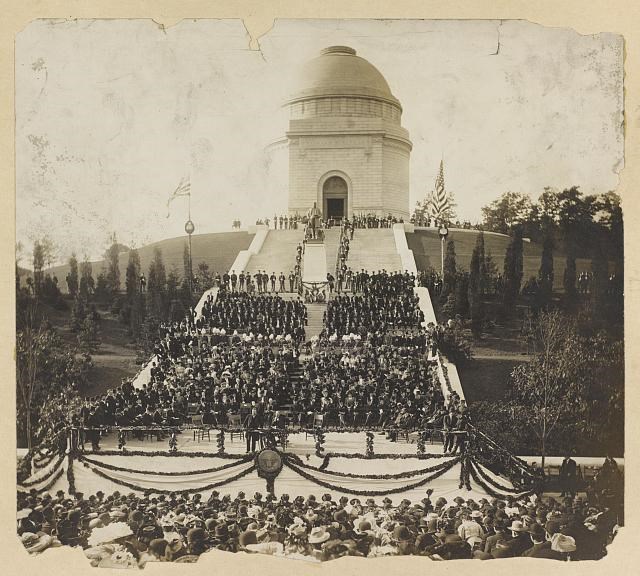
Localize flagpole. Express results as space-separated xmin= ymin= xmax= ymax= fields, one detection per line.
xmin=184 ymin=179 xmax=195 ymax=303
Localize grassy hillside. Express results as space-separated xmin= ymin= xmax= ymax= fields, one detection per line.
xmin=19 ymin=231 xmax=254 ymax=292
xmin=407 ymin=228 xmax=593 ymax=291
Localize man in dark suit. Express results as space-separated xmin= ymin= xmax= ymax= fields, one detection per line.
xmin=560 ymin=453 xmax=578 ymax=497
xmin=521 ymin=524 xmax=563 ymax=559
xmin=243 ymin=407 xmax=262 ymax=453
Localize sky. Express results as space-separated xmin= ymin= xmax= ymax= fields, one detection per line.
xmin=16 ymin=18 xmax=624 ymax=264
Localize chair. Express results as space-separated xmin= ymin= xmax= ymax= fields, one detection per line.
xmin=227 ymin=413 xmax=244 ymax=442
xmin=191 ymin=415 xmax=210 ymax=442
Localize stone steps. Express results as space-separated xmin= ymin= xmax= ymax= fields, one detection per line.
xmin=346 ymin=229 xmax=403 ymax=272
xmin=304 ymin=302 xmax=326 ymax=340
xmin=244 ymin=229 xmax=304 ymax=277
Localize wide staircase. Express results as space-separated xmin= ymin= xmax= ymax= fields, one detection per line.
xmin=346 ymin=228 xmax=403 ymax=272
xmin=244 ymin=229 xmax=304 ymax=276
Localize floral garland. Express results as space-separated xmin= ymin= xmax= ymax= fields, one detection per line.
xmin=78 ymin=454 xmax=252 ymax=476
xmin=468 ymin=460 xmax=535 ymax=500
xmin=284 ymin=453 xmax=459 ymax=480
xmin=322 ymin=452 xmax=450 ymax=461
xmin=117 ymin=430 xmax=126 ymax=451
xmin=417 ymin=432 xmax=426 ymax=455
xmin=19 ymin=454 xmax=65 ymax=488
xmin=32 ymin=451 xmax=56 ymax=470
xmin=365 ymin=432 xmax=374 ymax=458
xmin=78 ymin=449 xmax=247 ymax=459
xmin=81 ymin=459 xmax=257 ymax=495
xmin=314 ymin=428 xmax=326 ymax=457
xmin=283 ymin=456 xmax=461 ymax=496
xmin=168 ymin=432 xmax=178 ymax=453
xmin=67 ymin=452 xmax=77 ymax=495
xmin=216 ymin=430 xmax=225 ymax=454
xmin=19 ymin=465 xmax=64 ymax=495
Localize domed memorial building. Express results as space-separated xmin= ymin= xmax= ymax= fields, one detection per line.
xmin=286 ymin=46 xmax=412 ymax=220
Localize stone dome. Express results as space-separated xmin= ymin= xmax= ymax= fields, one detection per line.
xmin=288 ymin=46 xmax=401 ymax=109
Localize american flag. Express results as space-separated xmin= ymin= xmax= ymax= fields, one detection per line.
xmin=428 ymin=160 xmax=451 ymax=223
xmin=166 ymin=176 xmax=191 ymax=217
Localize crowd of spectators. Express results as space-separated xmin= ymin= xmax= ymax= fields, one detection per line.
xmin=198 ymin=291 xmax=306 ymax=339
xmin=322 ymin=272 xmax=424 ymax=337
xmin=18 ymin=486 xmax=620 ymax=562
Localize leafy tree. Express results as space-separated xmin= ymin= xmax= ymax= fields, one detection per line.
xmin=590 ymin=240 xmax=609 ymax=326
xmin=502 ymin=226 xmax=524 ymax=308
xmin=441 ymin=239 xmax=457 ymax=299
xmin=563 ymin=243 xmax=577 ymax=309
xmin=481 ymin=192 xmax=534 ymax=234
xmin=78 ymin=305 xmax=101 ymax=353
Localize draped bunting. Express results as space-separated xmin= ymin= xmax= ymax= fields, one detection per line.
xmin=283 ymin=456 xmax=461 ymax=496
xmin=79 ymin=457 xmax=256 ymax=494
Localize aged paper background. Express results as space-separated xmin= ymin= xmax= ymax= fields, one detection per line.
xmin=1 ymin=1 xmax=639 ymax=575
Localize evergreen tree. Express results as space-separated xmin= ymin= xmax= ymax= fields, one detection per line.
xmin=105 ymin=234 xmax=121 ymax=296
xmin=441 ymin=239 xmax=457 ymax=299
xmin=475 ymin=232 xmax=488 ymax=296
xmin=468 ymin=241 xmax=485 ymax=335
xmin=484 ymin=249 xmax=498 ymax=295
xmin=502 ymin=226 xmax=524 ymax=308
xmin=94 ymin=271 xmax=110 ymax=303
xmin=125 ymin=249 xmax=141 ymax=298
xmin=147 ymin=247 xmax=167 ymax=319
xmin=66 ymin=253 xmax=79 ymax=297
xmin=454 ymin=271 xmax=470 ymax=318
xmin=536 ymin=230 xmax=554 ymax=311
xmin=79 ymin=258 xmax=95 ymax=299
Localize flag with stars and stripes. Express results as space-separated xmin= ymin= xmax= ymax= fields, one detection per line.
xmin=166 ymin=176 xmax=191 ymax=217
xmin=428 ymin=160 xmax=452 ymax=224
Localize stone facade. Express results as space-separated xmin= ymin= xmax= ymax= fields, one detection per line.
xmin=286 ymin=47 xmax=412 ymax=219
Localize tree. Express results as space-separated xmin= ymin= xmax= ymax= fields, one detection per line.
xmin=441 ymin=240 xmax=457 ymax=299
xmin=510 ymin=310 xmax=584 ymax=467
xmin=468 ymin=239 xmax=485 ymax=335
xmin=196 ymin=261 xmax=214 ymax=291
xmin=78 ymin=305 xmax=101 ymax=353
xmin=147 ymin=247 xmax=167 ymax=319
xmin=484 ymin=249 xmax=498 ymax=295
xmin=590 ymin=240 xmax=609 ymax=326
xmin=33 ymin=241 xmax=45 ymax=296
xmin=79 ymin=258 xmax=95 ymax=298
xmin=454 ymin=271 xmax=470 ymax=318
xmin=66 ymin=253 xmax=79 ymax=297
xmin=502 ymin=226 xmax=524 ymax=308
xmin=481 ymin=192 xmax=534 ymax=234
xmin=105 ymin=233 xmax=121 ymax=297
xmin=536 ymin=230 xmax=554 ymax=311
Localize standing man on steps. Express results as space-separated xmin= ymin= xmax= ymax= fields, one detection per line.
xmin=288 ymin=271 xmax=295 ymax=293
xmin=270 ymin=272 xmax=277 ymax=292
xmin=279 ymin=272 xmax=286 ymax=292
xmin=239 ymin=271 xmax=245 ymax=291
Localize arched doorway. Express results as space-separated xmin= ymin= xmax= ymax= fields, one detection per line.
xmin=322 ymin=175 xmax=348 ymax=220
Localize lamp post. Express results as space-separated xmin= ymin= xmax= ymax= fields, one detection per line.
xmin=438 ymin=225 xmax=449 ymax=278
xmin=185 ymin=218 xmax=195 ymax=300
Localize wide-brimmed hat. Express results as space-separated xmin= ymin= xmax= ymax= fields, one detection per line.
xmin=308 ymin=526 xmax=331 ymax=544
xmin=551 ymin=533 xmax=577 ymax=553
xmin=509 ymin=520 xmax=527 ymax=533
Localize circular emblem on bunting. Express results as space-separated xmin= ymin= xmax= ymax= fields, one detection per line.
xmin=257 ymin=449 xmax=283 ymax=475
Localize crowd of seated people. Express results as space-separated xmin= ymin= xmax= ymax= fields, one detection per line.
xmin=294 ymin=342 xmax=446 ymax=430
xmin=197 ymin=291 xmax=306 ymax=342
xmin=323 ymin=272 xmax=424 ymax=337
xmin=18 ymin=483 xmax=621 ymax=562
